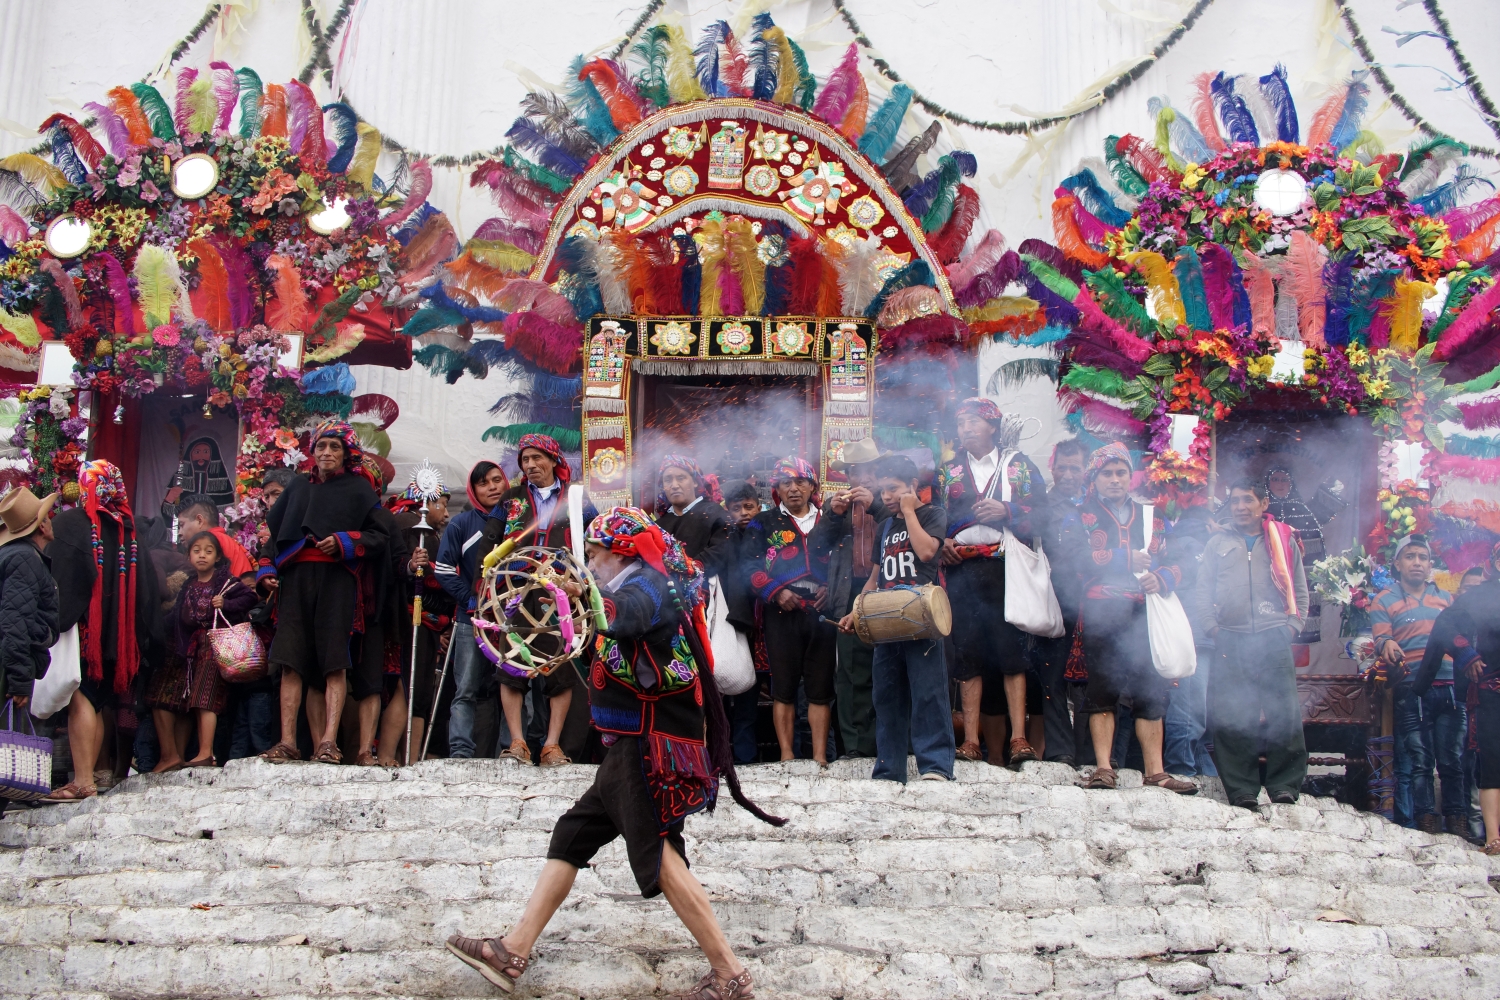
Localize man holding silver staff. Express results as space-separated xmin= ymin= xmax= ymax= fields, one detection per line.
xmin=446 ymin=506 xmax=782 ymax=1000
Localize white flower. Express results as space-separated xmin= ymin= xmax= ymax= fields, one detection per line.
xmin=282 ymin=447 xmax=306 ymax=467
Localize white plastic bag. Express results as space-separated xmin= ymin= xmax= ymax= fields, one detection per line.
xmin=31 ymin=626 xmax=80 ymax=718
xmin=706 ymin=578 xmax=755 ymax=696
xmin=1002 ymin=528 xmax=1065 ymax=637
xmin=1145 ymin=592 xmax=1197 ymax=679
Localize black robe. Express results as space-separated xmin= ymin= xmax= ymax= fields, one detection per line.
xmin=657 ymin=499 xmax=752 ymax=631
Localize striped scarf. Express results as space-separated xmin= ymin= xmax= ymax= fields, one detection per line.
xmin=1262 ymin=514 xmax=1301 ymax=616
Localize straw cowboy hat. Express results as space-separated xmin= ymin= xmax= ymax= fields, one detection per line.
xmin=0 ymin=487 xmax=58 ymax=546
xmin=830 ymin=437 xmax=883 ymax=472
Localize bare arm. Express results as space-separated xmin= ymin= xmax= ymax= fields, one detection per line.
xmin=901 ymin=495 xmax=940 ymax=563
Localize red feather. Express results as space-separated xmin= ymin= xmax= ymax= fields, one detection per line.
xmin=721 ymin=26 xmax=752 ymax=98
xmin=187 ymin=238 xmax=232 ymax=331
xmin=1306 ymin=86 xmax=1348 ymax=149
xmin=481 ymin=166 xmax=552 ymax=231
xmin=1191 ymin=72 xmax=1226 ymax=152
xmin=260 ymin=84 xmax=288 ymax=138
xmin=787 ymin=236 xmax=824 ymax=314
xmin=38 ymin=258 xmax=85 ymax=331
xmin=578 ymin=59 xmax=644 ymax=130
xmin=384 ymin=159 xmax=432 ymax=231
xmin=264 ymin=254 xmax=311 ymax=332
xmin=495 ymin=278 xmax=578 ymax=327
xmin=1434 ymin=279 xmax=1500 ymax=362
xmin=209 ymin=61 xmax=238 ymax=132
xmin=398 ymin=215 xmax=460 ymax=286
xmin=502 ymin=311 xmax=583 ymax=373
xmin=946 ymin=229 xmax=1008 ymax=294
xmin=1051 ymin=193 xmax=1110 ymax=269
xmin=1429 ymin=451 xmax=1500 ymax=484
xmin=813 ymin=43 xmax=860 ymax=123
xmin=877 ymin=313 xmax=967 ymax=356
xmin=1459 ymin=397 xmax=1500 ymax=430
xmin=39 ymin=114 xmax=105 ymax=171
xmin=352 ymin=393 xmax=400 ymax=429
xmin=647 ymin=235 xmax=683 ymax=317
xmin=107 ymin=86 xmax=153 ymax=146
xmin=1114 ymin=135 xmax=1172 ymax=184
xmin=929 ymin=185 xmax=979 ymax=264
xmin=174 ymin=69 xmax=198 ymax=136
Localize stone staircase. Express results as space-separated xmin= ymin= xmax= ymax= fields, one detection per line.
xmin=2 ymin=757 xmax=1498 ymax=1000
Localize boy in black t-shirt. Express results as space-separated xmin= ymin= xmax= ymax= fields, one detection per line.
xmin=838 ymin=456 xmax=955 ymax=783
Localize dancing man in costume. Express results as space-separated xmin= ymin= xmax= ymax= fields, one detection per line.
xmin=446 ymin=507 xmax=781 ymax=1000
xmin=491 ymin=433 xmax=596 ymax=765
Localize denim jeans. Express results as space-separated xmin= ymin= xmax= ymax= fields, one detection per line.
xmin=1421 ymin=684 xmax=1468 ymax=818
xmin=723 ymin=692 xmax=760 ymax=764
xmin=448 ymin=620 xmax=489 ymax=759
xmin=1392 ymin=685 xmax=1434 ymax=827
xmin=227 ymin=689 xmax=276 ymax=760
xmin=872 ymin=638 xmax=954 ymax=783
xmin=1164 ymin=649 xmax=1218 ymax=777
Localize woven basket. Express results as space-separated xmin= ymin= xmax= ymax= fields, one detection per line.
xmin=0 ymin=699 xmax=52 ymax=801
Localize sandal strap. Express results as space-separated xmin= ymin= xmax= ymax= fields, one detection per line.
xmin=488 ymin=937 xmax=528 ymax=973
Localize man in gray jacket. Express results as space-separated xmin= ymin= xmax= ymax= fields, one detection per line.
xmin=1196 ymin=477 xmax=1310 ymax=809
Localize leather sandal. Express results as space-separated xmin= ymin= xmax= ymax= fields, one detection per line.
xmin=955 ymin=740 xmax=982 ymax=762
xmin=354 ymin=750 xmax=380 ymax=767
xmin=1484 ymin=839 xmax=1500 ymax=856
xmin=538 ymin=744 xmax=571 ymax=767
xmin=1144 ymin=771 xmax=1198 ymax=795
xmin=312 ymin=741 xmax=343 ymax=764
xmin=446 ymin=933 xmax=528 ymax=992
xmin=184 ymin=755 xmax=218 ymax=769
xmin=259 ymin=742 xmax=301 ymax=764
xmin=670 ymin=968 xmax=755 ymax=1000
xmin=1007 ymin=738 xmax=1038 ymax=767
xmin=499 ymin=739 xmax=532 ymax=765
xmin=43 ymin=781 xmax=96 ymax=802
xmin=1085 ymin=766 xmax=1117 ymax=790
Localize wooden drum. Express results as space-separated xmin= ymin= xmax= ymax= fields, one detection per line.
xmin=852 ymin=584 xmax=952 ymax=645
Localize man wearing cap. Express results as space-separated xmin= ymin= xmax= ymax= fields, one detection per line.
xmin=490 ymin=434 xmax=596 ymax=767
xmin=938 ymin=397 xmax=1046 ymax=765
xmin=820 ymin=438 xmax=885 ymax=760
xmin=0 ymin=488 xmax=60 ymax=712
xmin=742 ymin=457 xmax=840 ymax=765
xmin=1371 ymin=534 xmax=1454 ymax=831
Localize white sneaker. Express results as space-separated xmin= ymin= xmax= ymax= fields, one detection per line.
xmin=919 ymin=772 xmax=949 ymax=782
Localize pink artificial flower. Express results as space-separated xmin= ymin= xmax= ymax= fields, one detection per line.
xmin=151 ymin=324 xmax=181 ymax=347
xmin=139 ymin=180 xmax=161 ymax=203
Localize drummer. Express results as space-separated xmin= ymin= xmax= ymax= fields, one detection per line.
xmin=838 ymin=455 xmax=954 ymax=783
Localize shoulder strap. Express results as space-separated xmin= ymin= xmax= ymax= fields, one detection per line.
xmin=992 ymin=450 xmax=1019 ymax=502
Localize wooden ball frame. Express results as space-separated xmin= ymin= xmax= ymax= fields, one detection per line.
xmin=473 ymin=546 xmax=598 ymax=677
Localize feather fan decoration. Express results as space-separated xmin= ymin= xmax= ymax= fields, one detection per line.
xmin=1238 ymin=252 xmax=1277 ymax=338
xmin=265 ymin=254 xmax=312 ymax=332
xmin=133 ymin=244 xmax=189 ymax=327
xmin=883 ymin=121 xmax=940 ymax=194
xmin=726 ymin=217 xmax=765 ymax=315
xmin=577 ymin=59 xmax=645 ymax=131
xmin=1327 ymin=75 xmax=1368 ymax=151
xmin=1384 ymin=278 xmax=1436 ymax=353
xmin=98 ymin=252 xmax=135 ymax=336
xmin=186 ymin=239 xmax=232 ymax=330
xmin=947 ymin=229 xmax=1007 ymax=293
xmin=518 ymin=91 xmax=599 ymax=162
xmin=748 ymin=13 xmax=778 ymax=101
xmin=107 ymin=86 xmax=153 ymax=146
xmin=1051 ymin=193 xmax=1110 ymax=269
xmin=323 ymin=103 xmax=360 ymax=174
xmin=1349 ymin=266 xmax=1399 ymax=347
xmin=929 ymin=185 xmax=979 ymax=264
xmin=1104 ymin=137 xmax=1149 ymax=199
xmin=1190 ymin=72 xmax=1226 ymax=152
xmin=483 ymin=423 xmax=583 ymax=452
xmin=37 ymin=258 xmax=84 ymax=331
xmin=1284 ymin=231 xmax=1328 ymax=346
xmin=1084 ymin=266 xmax=1156 ymax=336
xmin=494 ymin=278 xmax=578 ymax=327
xmin=383 ymin=159 xmax=432 ymax=231
xmin=130 ymin=82 xmax=177 ymax=140
xmin=839 ymin=75 xmax=869 ymax=143
xmin=259 ymin=83 xmax=288 ymax=137
xmin=1235 ymin=74 xmax=1279 ymax=152
xmin=81 ymin=102 xmax=130 ymax=161
xmin=173 ymin=69 xmax=199 ymax=136
xmin=1429 ymin=451 xmax=1500 ymax=484
xmin=475 ymin=162 xmax=555 ymax=231
xmin=1433 ymin=279 xmax=1500 ymax=362
xmin=209 ymin=62 xmax=237 ymax=132
xmin=39 ymin=114 xmax=104 ymax=171
xmin=43 ymin=128 xmax=87 ymax=185
xmin=814 ymin=43 xmax=861 ymax=124
xmin=424 ymin=282 xmax=509 ymax=324
xmin=866 ymin=261 xmax=933 ymax=322
xmin=860 ymin=83 xmax=912 ymax=162
xmin=414 ymin=344 xmax=464 ymax=377
xmin=1209 ymin=73 xmax=1258 ymax=146
xmin=566 ymin=56 xmax=619 ymax=146
xmin=1123 ymin=250 xmax=1187 ymax=329
xmin=235 ymin=67 xmax=263 ymax=138
xmin=502 ymin=311 xmax=583 ymax=373
xmin=1258 ymin=65 xmax=1299 ymax=143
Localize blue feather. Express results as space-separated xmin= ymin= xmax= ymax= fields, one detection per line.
xmin=1321 ymin=254 xmax=1357 ymax=347
xmin=323 ymin=103 xmax=359 ymax=173
xmin=1173 ymin=247 xmax=1213 ymax=331
xmin=529 ymin=369 xmax=583 ymax=401
xmin=1015 ymin=324 xmax=1072 ymax=347
xmin=1061 ymin=169 xmax=1131 ymax=227
xmin=695 ymin=22 xmax=727 ymax=99
xmin=1349 ymin=268 xmax=1400 ymax=346
xmin=1447 ymin=433 xmax=1500 ymax=460
xmin=1147 ymin=97 xmax=1213 ymax=163
xmin=555 ymin=235 xmax=603 ymax=320
xmin=952 ymin=151 xmax=977 ymax=177
xmin=48 ymin=129 xmax=87 ymax=185
xmin=1227 ymin=251 xmax=1253 ymax=332
xmin=402 ymin=306 xmax=467 ymax=337
xmin=1021 ymin=271 xmax=1079 ymax=328
xmin=466 ymin=339 xmax=511 ymax=364
xmin=421 ymin=283 xmax=509 ymax=324
xmin=1259 ymin=65 xmax=1299 ymax=143
xmin=1210 ymin=72 xmax=1259 ymax=145
xmin=505 ymin=119 xmax=586 ymax=178
xmin=565 ymin=55 xmax=619 ymax=146
xmin=674 ymin=232 xmax=700 ymax=314
xmin=235 ymin=67 xmax=263 ymax=138
xmin=859 ymin=84 xmax=911 ymax=161
xmin=750 ymin=13 xmax=777 ymax=101
xmin=1413 ymin=166 xmax=1496 ymax=215
xmin=903 ymin=159 xmax=949 ymax=218
xmin=301 ymin=362 xmax=356 ymax=395
xmin=1328 ymin=75 xmax=1369 ymax=151
xmin=393 ymin=202 xmax=440 ymax=245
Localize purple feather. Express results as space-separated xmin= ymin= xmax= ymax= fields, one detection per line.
xmin=505 ymin=118 xmax=586 ymax=178
xmin=1018 ymin=239 xmax=1082 ymax=285
xmin=1210 ymin=72 xmax=1259 ymax=145
xmin=99 ymin=252 xmax=135 ymax=336
xmin=1022 ymin=270 xmax=1080 ymax=328
xmin=813 ymin=43 xmax=860 ymax=123
xmin=287 ymin=82 xmax=315 ymax=156
xmin=209 ymin=236 xmax=256 ymax=329
xmin=174 ymin=68 xmax=197 ymax=135
xmin=1258 ymin=64 xmax=1299 ymax=143
xmin=956 ymin=250 xmax=1022 ymax=309
xmin=1197 ymin=242 xmax=1239 ymax=330
xmin=209 ymin=61 xmax=237 ymax=132
xmin=473 ymin=217 xmax=543 ymax=255
xmin=83 ymin=101 xmax=132 ymax=159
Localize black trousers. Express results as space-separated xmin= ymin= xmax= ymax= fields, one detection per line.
xmin=1032 ymin=620 xmax=1078 ymax=762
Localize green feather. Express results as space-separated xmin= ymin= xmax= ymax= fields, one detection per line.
xmin=402 ymin=307 xmax=466 ymax=338
xmin=788 ymin=37 xmax=816 ymax=109
xmin=350 ymin=421 xmax=392 ymax=458
xmin=503 ymin=146 xmax=571 ymax=194
xmin=482 ymin=422 xmax=582 ymax=452
xmin=132 ymin=244 xmax=187 ymax=328
xmin=1084 ymin=266 xmax=1156 ymax=336
xmin=874 ymin=424 xmax=940 ymax=458
xmin=1400 ymin=137 xmax=1466 ymax=180
xmin=1453 ymin=363 xmax=1500 ymax=395
xmin=130 ymin=82 xmax=177 ymax=140
xmin=1022 ymin=254 xmax=1080 ymax=301
xmin=920 ymin=155 xmax=962 ymax=233
xmin=235 ymin=67 xmax=263 ymax=138
xmin=414 ymin=344 xmax=463 ymax=375
xmin=1429 ymin=266 xmax=1490 ymax=340
xmin=632 ymin=25 xmax=672 ymax=110
xmin=1062 ymin=365 xmax=1129 ymax=398
xmin=1104 ymin=136 xmax=1147 ymax=198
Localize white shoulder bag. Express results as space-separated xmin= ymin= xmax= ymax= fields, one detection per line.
xmin=30 ymin=626 xmax=80 ymax=719
xmin=998 ymin=456 xmax=1065 ymax=638
xmin=706 ymin=576 xmax=755 ymax=696
xmin=1139 ymin=504 xmax=1196 ymax=678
